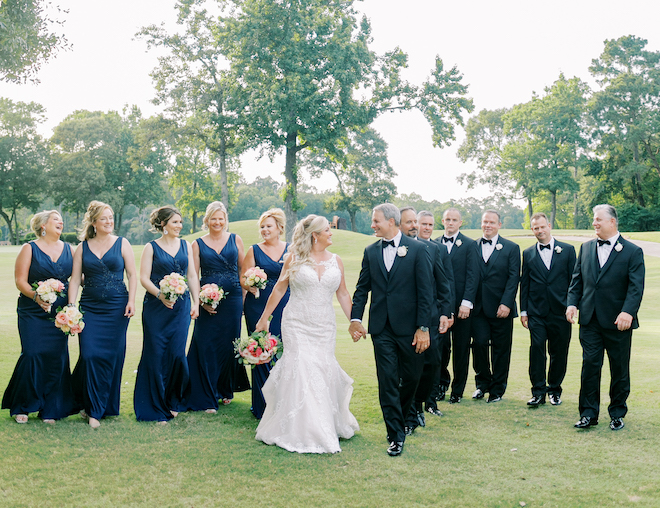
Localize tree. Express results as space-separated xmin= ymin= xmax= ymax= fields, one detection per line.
xmin=0 ymin=97 xmax=48 ymax=244
xmin=304 ymin=128 xmax=396 ymax=231
xmin=0 ymin=0 xmax=68 ymax=83
xmin=224 ymin=0 xmax=473 ymax=239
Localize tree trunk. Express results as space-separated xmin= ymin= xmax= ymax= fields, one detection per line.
xmin=115 ymin=212 xmax=123 ymax=236
xmin=219 ymin=136 xmax=229 ymax=207
xmin=192 ymin=210 xmax=198 ymax=234
xmin=551 ymin=191 xmax=557 ymax=228
xmin=0 ymin=209 xmax=16 ymax=245
xmin=527 ymin=196 xmax=534 ymax=222
xmin=573 ymin=161 xmax=579 ymax=229
xmin=349 ymin=210 xmax=357 ymax=232
xmin=284 ymin=132 xmax=299 ymax=242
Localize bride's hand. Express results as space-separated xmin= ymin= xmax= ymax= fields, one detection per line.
xmin=255 ymin=317 xmax=268 ymax=333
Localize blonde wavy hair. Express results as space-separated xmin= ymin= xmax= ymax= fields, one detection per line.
xmin=30 ymin=210 xmax=61 ymax=237
xmin=79 ymin=201 xmax=113 ymax=241
xmin=286 ymin=214 xmax=329 ymax=280
xmin=202 ymin=201 xmax=228 ymax=231
xmin=258 ymin=208 xmax=286 ymax=235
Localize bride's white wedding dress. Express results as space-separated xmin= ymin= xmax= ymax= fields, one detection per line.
xmin=255 ymin=254 xmax=359 ymax=453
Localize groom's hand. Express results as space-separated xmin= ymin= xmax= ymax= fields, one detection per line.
xmin=412 ymin=329 xmax=430 ymax=353
xmin=349 ymin=321 xmax=366 ymax=342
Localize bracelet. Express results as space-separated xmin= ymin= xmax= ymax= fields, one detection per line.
xmin=67 ymin=303 xmax=75 ymax=308
xmin=32 ymin=292 xmax=38 ymax=302
xmin=156 ymin=290 xmax=161 ymax=299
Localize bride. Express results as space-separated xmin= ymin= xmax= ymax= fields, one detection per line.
xmin=254 ymin=214 xmax=359 ymax=453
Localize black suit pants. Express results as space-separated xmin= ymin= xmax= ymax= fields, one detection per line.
xmin=471 ymin=311 xmax=513 ymax=396
xmin=438 ymin=330 xmax=451 ymax=388
xmin=372 ymin=322 xmax=425 ymax=443
xmin=578 ymin=321 xmax=632 ymax=419
xmin=449 ymin=316 xmax=472 ymax=397
xmin=528 ymin=314 xmax=572 ymax=397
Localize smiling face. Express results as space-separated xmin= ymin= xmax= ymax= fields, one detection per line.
xmin=313 ymin=224 xmax=332 ymax=248
xmin=164 ymin=214 xmax=184 ymax=237
xmin=418 ymin=215 xmax=434 ymax=240
xmin=93 ymin=208 xmax=114 ymax=236
xmin=45 ymin=213 xmax=64 ymax=237
xmin=481 ymin=212 xmax=501 ymax=240
xmin=531 ymin=216 xmax=551 ymax=244
xmin=371 ymin=210 xmax=397 ymax=239
xmin=400 ymin=210 xmax=418 ymax=238
xmin=260 ymin=216 xmax=281 ymax=242
xmin=442 ymin=210 xmax=462 ymax=236
xmin=592 ymin=209 xmax=617 ymax=239
xmin=207 ymin=210 xmax=227 ymax=234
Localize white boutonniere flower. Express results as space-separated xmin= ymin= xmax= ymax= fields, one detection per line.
xmin=495 ymin=243 xmax=503 ymax=250
xmin=455 ymin=239 xmax=462 ymax=247
xmin=397 ymin=246 xmax=408 ymax=257
xmin=615 ymin=243 xmax=623 ymax=252
xmin=554 ymin=246 xmax=562 ymax=254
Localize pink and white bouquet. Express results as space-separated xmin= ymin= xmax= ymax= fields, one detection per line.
xmin=31 ymin=278 xmax=65 ymax=312
xmin=159 ymin=272 xmax=188 ymax=302
xmin=234 ymin=330 xmax=282 ymax=366
xmin=244 ymin=266 xmax=268 ymax=299
xmin=199 ymin=283 xmax=227 ymax=310
xmin=54 ymin=306 xmax=85 ymax=336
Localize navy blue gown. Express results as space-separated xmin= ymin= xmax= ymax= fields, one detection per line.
xmin=2 ymin=242 xmax=77 ymax=419
xmin=243 ymin=243 xmax=290 ymax=419
xmin=72 ymin=238 xmax=129 ymax=420
xmin=134 ymin=240 xmax=191 ymax=422
xmin=186 ymin=234 xmax=248 ymax=410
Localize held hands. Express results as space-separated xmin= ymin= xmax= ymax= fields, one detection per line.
xmin=349 ymin=321 xmax=366 ymax=342
xmin=614 ymin=311 xmax=633 ymax=331
xmin=496 ymin=304 xmax=511 ymax=319
xmin=412 ymin=328 xmax=430 ymax=354
xmin=457 ymin=305 xmax=471 ymax=320
xmin=565 ymin=305 xmax=578 ymax=324
xmin=520 ymin=316 xmax=529 ymax=329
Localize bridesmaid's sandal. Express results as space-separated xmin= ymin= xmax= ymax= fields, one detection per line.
xmin=205 ymin=409 xmax=217 ymax=414
xmin=222 ymin=398 xmax=232 ymax=406
xmin=89 ymin=418 xmax=101 ymax=429
xmin=170 ymin=410 xmax=178 ymax=417
xmin=14 ymin=414 xmax=28 ymax=424
xmin=156 ymin=420 xmax=168 ymax=426
xmin=79 ymin=410 xmax=89 ymax=420
xmin=42 ymin=419 xmax=55 ymax=425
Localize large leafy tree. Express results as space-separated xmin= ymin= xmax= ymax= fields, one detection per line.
xmin=224 ymin=0 xmax=473 ymax=239
xmin=0 ymin=0 xmax=67 ymax=83
xmin=0 ymin=97 xmax=48 ymax=244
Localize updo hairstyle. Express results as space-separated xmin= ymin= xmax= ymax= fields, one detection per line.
xmin=149 ymin=206 xmax=182 ymax=234
xmin=79 ymin=201 xmax=113 ymax=241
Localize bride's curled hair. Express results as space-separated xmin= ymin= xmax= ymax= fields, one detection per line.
xmin=286 ymin=214 xmax=329 ymax=280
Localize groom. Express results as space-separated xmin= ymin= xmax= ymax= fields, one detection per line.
xmin=350 ymin=203 xmax=434 ymax=456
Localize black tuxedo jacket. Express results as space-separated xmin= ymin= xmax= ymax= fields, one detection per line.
xmin=351 ymin=234 xmax=434 ymax=336
xmin=418 ymin=238 xmax=453 ymax=320
xmin=520 ymin=240 xmax=576 ymax=317
xmin=567 ymin=237 xmax=645 ymax=329
xmin=473 ymin=236 xmax=520 ymax=319
xmin=435 ymin=232 xmax=479 ymax=314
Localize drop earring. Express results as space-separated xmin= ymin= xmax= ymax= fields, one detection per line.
xmin=93 ymin=226 xmax=97 ymax=234
xmin=41 ymin=228 xmax=46 ymax=237
xmin=163 ymin=228 xmax=168 ymax=235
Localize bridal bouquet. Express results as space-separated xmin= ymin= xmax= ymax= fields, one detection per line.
xmin=234 ymin=330 xmax=282 ymax=366
xmin=32 ymin=278 xmax=65 ymax=312
xmin=159 ymin=272 xmax=188 ymax=302
xmin=244 ymin=266 xmax=267 ymax=299
xmin=54 ymin=306 xmax=85 ymax=336
xmin=199 ymin=283 xmax=227 ymax=310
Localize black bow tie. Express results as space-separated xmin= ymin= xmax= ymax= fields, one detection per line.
xmin=539 ymin=244 xmax=551 ymax=251
xmin=442 ymin=236 xmax=454 ymax=243
xmin=597 ymin=239 xmax=611 ymax=247
xmin=481 ymin=238 xmax=492 ymax=245
xmin=382 ymin=239 xmax=395 ymax=249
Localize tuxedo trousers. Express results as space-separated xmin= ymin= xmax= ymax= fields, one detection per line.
xmin=415 ymin=329 xmax=441 ymax=411
xmin=578 ymin=321 xmax=632 ymax=420
xmin=528 ymin=314 xmax=572 ymax=397
xmin=372 ymin=321 xmax=424 ymax=443
xmin=471 ymin=312 xmax=513 ymax=396
xmin=449 ymin=316 xmax=472 ymax=397
xmin=438 ymin=330 xmax=451 ymax=389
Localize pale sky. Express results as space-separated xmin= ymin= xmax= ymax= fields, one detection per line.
xmin=1 ymin=0 xmax=658 ymax=203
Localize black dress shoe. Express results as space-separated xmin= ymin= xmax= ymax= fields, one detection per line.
xmin=416 ymin=411 xmax=426 ymax=427
xmin=574 ymin=416 xmax=598 ymax=428
xmin=425 ymin=407 xmax=443 ymax=417
xmin=548 ymin=394 xmax=562 ymax=406
xmin=387 ymin=441 xmax=404 ymax=456
xmin=404 ymin=425 xmax=416 ymax=436
xmin=487 ymin=394 xmax=502 ymax=403
xmin=472 ymin=389 xmax=485 ymax=400
xmin=610 ymin=418 xmax=625 ymax=431
xmin=449 ymin=395 xmax=461 ymax=404
xmin=527 ymin=395 xmax=546 ymax=407
xmin=437 ymin=385 xmax=447 ymax=401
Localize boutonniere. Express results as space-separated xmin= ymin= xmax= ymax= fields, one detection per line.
xmin=615 ymin=243 xmax=623 ymax=252
xmin=397 ymin=246 xmax=408 ymax=257
xmin=554 ymin=246 xmax=562 ymax=254
xmin=455 ymin=239 xmax=462 ymax=247
xmin=495 ymin=243 xmax=503 ymax=250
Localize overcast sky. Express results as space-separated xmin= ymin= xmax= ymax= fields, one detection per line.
xmin=1 ymin=0 xmax=658 ymax=203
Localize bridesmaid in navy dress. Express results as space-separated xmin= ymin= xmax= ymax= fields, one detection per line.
xmin=134 ymin=206 xmax=199 ymax=423
xmin=68 ymin=201 xmax=138 ymax=429
xmin=187 ymin=201 xmax=249 ymax=412
xmin=242 ymin=208 xmax=290 ymax=419
xmin=2 ymin=210 xmax=77 ymax=424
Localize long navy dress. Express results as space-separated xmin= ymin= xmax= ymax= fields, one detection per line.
xmin=71 ymin=238 xmax=129 ymax=420
xmin=243 ymin=243 xmax=290 ymax=419
xmin=2 ymin=242 xmax=77 ymax=420
xmin=186 ymin=234 xmax=248 ymax=410
xmin=134 ymin=240 xmax=191 ymax=422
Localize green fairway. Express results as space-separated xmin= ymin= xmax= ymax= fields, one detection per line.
xmin=1 ymin=223 xmax=659 ymax=507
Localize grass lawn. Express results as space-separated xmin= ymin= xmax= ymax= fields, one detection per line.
xmin=1 ymin=222 xmax=659 ymax=507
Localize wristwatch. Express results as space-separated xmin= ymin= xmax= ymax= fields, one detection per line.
xmin=419 ymin=326 xmax=429 ymax=333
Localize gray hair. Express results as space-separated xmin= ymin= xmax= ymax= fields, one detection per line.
xmin=374 ymin=203 xmax=401 ymax=226
xmin=593 ymin=204 xmax=618 ymax=226
xmin=482 ymin=209 xmax=501 ymax=222
xmin=417 ymin=210 xmax=434 ymax=220
xmin=399 ymin=206 xmax=417 ymax=216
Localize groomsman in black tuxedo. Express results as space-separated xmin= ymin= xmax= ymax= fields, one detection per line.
xmin=350 ymin=203 xmax=434 ymax=456
xmin=471 ymin=210 xmax=520 ymax=403
xmin=520 ymin=212 xmax=576 ymax=407
xmin=435 ymin=208 xmax=479 ymax=404
xmin=566 ymin=204 xmax=645 ymax=431
xmin=399 ymin=208 xmax=452 ymax=433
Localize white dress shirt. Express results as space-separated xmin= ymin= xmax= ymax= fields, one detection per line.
xmin=440 ymin=232 xmax=458 ymax=254
xmin=480 ymin=234 xmax=499 ymax=263
xmin=597 ymin=233 xmax=620 ymax=268
xmin=537 ymin=237 xmax=555 ymax=270
xmin=382 ymin=231 xmax=402 ymax=272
